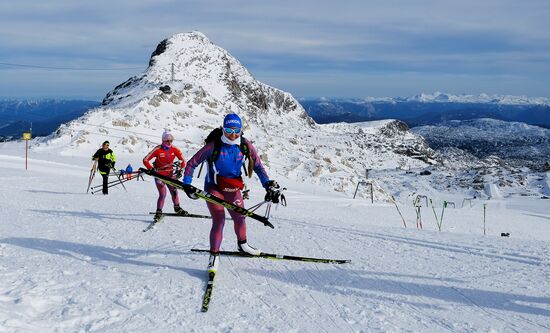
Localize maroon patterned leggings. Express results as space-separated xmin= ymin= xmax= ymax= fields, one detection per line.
xmin=155 ymin=178 xmax=180 ymax=210
xmin=205 ymin=185 xmax=247 ymax=253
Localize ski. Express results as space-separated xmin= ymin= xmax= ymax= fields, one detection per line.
xmin=201 ymin=271 xmax=216 ymax=312
xmin=142 ymin=215 xmax=165 ymax=232
xmin=148 ymin=212 xmax=211 ymax=219
xmin=190 ymin=249 xmax=351 ymax=264
xmin=139 ymin=168 xmax=274 ymax=228
xmin=91 ymin=176 xmax=134 ymax=195
xmin=90 ymin=172 xmax=141 ymax=190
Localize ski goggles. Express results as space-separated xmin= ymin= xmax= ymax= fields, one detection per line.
xmin=223 ymin=127 xmax=241 ymax=135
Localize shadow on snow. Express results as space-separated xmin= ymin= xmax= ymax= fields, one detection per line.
xmin=1 ymin=237 xmax=204 ymax=280
xmin=30 ymin=209 xmax=151 ymax=224
xmin=245 ymin=266 xmax=550 ymax=319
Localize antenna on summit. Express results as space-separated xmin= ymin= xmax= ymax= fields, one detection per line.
xmin=171 ymin=63 xmax=175 ymax=82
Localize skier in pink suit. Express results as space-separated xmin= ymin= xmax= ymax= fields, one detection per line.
xmin=182 ymin=113 xmax=278 ymax=272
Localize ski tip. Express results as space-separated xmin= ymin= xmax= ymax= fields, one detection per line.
xmin=262 ymin=220 xmax=275 ymax=228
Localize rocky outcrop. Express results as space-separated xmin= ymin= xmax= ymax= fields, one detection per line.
xmin=148 ymin=39 xmax=168 ymax=67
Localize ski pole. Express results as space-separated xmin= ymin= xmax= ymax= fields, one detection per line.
xmin=112 ymin=167 xmax=127 ymax=192
xmin=439 ymin=201 xmax=447 ymax=230
xmin=391 ymin=196 xmax=407 ymax=228
xmin=413 ymin=196 xmax=423 ymax=229
xmin=91 ymin=177 xmax=127 ymax=189
xmin=86 ymin=160 xmax=97 ymax=193
xmin=90 ymin=174 xmax=140 ymax=190
xmin=430 ymin=199 xmax=442 ymax=231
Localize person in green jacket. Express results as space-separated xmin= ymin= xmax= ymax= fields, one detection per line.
xmin=92 ymin=141 xmax=116 ymax=195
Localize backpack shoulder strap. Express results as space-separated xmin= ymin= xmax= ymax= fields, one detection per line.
xmin=240 ymin=136 xmax=250 ymax=158
xmin=210 ymin=136 xmax=222 ymax=162
xmin=240 ymin=136 xmax=254 ymax=178
xmin=205 ymin=127 xmax=223 ymax=163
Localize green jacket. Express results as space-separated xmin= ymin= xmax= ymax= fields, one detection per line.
xmin=92 ymin=148 xmax=116 ymax=174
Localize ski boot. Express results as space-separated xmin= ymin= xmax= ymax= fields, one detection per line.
xmin=153 ymin=209 xmax=163 ymax=223
xmin=237 ymin=239 xmax=261 ymax=256
xmin=174 ymin=205 xmax=188 ymax=216
xmin=207 ymin=252 xmax=220 ymax=273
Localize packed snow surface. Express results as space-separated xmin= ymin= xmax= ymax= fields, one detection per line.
xmin=1 ymin=142 xmax=549 ymax=332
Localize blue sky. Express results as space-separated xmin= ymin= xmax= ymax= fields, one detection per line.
xmin=1 ymin=0 xmax=549 ymax=99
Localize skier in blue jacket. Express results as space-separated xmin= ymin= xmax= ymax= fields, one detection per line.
xmin=183 ymin=113 xmax=279 ymax=272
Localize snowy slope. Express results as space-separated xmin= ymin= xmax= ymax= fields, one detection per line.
xmin=1 ymin=142 xmax=549 ymax=332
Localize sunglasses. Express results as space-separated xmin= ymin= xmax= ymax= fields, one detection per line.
xmin=223 ymin=127 xmax=241 ymax=134
xmin=163 ymin=139 xmax=173 ymax=143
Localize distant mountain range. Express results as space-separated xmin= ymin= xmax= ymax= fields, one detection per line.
xmin=4 ymin=91 xmax=550 ymax=142
xmin=412 ymin=118 xmax=550 ymax=170
xmin=0 ymin=99 xmax=99 ymax=140
xmin=299 ymin=93 xmax=550 ymax=128
xmin=2 ymin=94 xmax=548 ymax=173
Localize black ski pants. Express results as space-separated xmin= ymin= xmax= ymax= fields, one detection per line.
xmin=101 ymin=173 xmax=109 ymax=194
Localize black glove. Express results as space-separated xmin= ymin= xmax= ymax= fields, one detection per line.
xmin=265 ymin=180 xmax=279 ymax=189
xmin=264 ymin=180 xmax=283 ymax=204
xmin=182 ymin=184 xmax=199 ymax=200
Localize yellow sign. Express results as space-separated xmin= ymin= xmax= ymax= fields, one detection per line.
xmin=23 ymin=132 xmax=32 ymax=140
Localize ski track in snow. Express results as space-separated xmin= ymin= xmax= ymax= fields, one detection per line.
xmin=0 ymin=149 xmax=549 ymax=332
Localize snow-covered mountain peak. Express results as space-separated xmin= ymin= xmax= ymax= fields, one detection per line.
xmin=412 ymin=91 xmax=451 ymax=103
xmin=98 ymin=31 xmax=311 ymax=128
xmin=145 ymin=31 xmax=254 ymax=97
